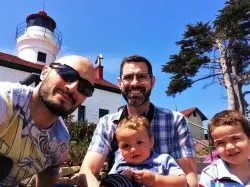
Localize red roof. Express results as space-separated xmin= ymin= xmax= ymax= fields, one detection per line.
xmin=95 ymin=78 xmax=119 ymax=90
xmin=0 ymin=51 xmax=121 ymax=93
xmin=181 ymin=107 xmax=207 ymax=120
xmin=0 ymin=52 xmax=44 ymax=71
xmin=181 ymin=107 xmax=196 ymax=116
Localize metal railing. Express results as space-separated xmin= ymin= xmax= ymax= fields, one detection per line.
xmin=15 ymin=21 xmax=62 ymax=50
xmin=188 ymin=121 xmax=214 ymax=161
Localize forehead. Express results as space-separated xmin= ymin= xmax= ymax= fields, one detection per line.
xmin=117 ymin=127 xmax=149 ymax=139
xmin=58 ymin=56 xmax=95 ymax=84
xmin=211 ymin=125 xmax=245 ymax=139
xmin=122 ymin=62 xmax=149 ymax=74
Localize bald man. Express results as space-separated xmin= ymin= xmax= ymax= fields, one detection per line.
xmin=0 ymin=55 xmax=95 ymax=187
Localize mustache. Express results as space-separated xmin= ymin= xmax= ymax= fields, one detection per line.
xmin=124 ymin=86 xmax=146 ymax=93
xmin=60 ymin=89 xmax=76 ymax=105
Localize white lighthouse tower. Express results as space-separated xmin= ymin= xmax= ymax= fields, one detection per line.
xmin=16 ymin=11 xmax=62 ymax=65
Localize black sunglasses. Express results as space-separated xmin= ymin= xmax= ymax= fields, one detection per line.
xmin=49 ymin=63 xmax=94 ymax=97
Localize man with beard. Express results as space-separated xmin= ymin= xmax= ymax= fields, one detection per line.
xmin=0 ymin=55 xmax=95 ymax=187
xmin=78 ymin=55 xmax=197 ymax=187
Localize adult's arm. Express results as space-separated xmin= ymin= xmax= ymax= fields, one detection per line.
xmin=36 ymin=172 xmax=59 ymax=187
xmin=78 ymin=151 xmax=107 ymax=187
xmin=177 ymin=157 xmax=198 ymax=187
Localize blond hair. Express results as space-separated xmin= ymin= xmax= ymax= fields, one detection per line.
xmin=116 ymin=115 xmax=152 ymax=138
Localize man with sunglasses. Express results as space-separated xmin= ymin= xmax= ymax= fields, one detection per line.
xmin=79 ymin=55 xmax=198 ymax=187
xmin=0 ymin=55 xmax=95 ymax=187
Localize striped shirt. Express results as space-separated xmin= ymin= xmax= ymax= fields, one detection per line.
xmin=109 ymin=152 xmax=184 ymax=176
xmin=199 ymin=159 xmax=250 ymax=187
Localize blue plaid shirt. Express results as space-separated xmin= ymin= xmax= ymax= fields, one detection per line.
xmin=88 ymin=104 xmax=195 ymax=159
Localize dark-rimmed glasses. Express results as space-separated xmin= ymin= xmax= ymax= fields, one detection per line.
xmin=49 ymin=63 xmax=94 ymax=97
xmin=120 ymin=72 xmax=152 ymax=83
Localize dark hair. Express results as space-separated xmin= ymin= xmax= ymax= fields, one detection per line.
xmin=119 ymin=55 xmax=153 ymax=77
xmin=208 ymin=110 xmax=250 ymax=143
xmin=116 ymin=115 xmax=152 ymax=138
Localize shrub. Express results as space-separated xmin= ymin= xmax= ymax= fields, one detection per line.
xmin=63 ymin=115 xmax=97 ymax=166
xmin=194 ymin=140 xmax=212 ymax=156
xmin=203 ymin=150 xmax=220 ymax=163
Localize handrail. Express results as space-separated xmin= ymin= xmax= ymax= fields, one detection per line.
xmin=188 ymin=121 xmax=208 ymax=131
xmin=188 ymin=120 xmax=214 ymax=161
xmin=193 ymin=139 xmax=210 ymax=148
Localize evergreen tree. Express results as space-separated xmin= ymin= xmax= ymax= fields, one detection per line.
xmin=162 ymin=0 xmax=250 ymax=114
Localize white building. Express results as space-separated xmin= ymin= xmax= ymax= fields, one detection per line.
xmin=0 ymin=10 xmax=121 ymax=124
xmin=181 ymin=107 xmax=208 ymax=140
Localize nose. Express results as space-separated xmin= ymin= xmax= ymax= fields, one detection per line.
xmin=226 ymin=142 xmax=235 ymax=150
xmin=130 ymin=75 xmax=139 ymax=85
xmin=130 ymin=147 xmax=136 ymax=153
xmin=65 ymin=80 xmax=79 ymax=93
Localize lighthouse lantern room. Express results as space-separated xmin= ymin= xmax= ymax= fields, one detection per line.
xmin=16 ymin=11 xmax=62 ymax=65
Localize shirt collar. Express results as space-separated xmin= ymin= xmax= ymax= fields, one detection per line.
xmin=216 ymin=159 xmax=249 ymax=185
xmin=112 ymin=103 xmax=155 ymax=125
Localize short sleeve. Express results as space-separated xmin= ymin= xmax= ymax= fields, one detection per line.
xmin=88 ymin=114 xmax=116 ymax=155
xmin=199 ymin=170 xmax=214 ymax=187
xmin=172 ymin=113 xmax=196 ymax=158
xmin=164 ymin=155 xmax=184 ymax=176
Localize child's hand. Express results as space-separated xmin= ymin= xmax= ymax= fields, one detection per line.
xmin=120 ymin=169 xmax=134 ymax=179
xmin=132 ymin=170 xmax=156 ymax=187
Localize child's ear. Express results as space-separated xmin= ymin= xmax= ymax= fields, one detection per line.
xmin=150 ymin=137 xmax=154 ymax=149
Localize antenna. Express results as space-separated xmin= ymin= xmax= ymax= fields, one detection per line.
xmin=42 ymin=0 xmax=46 ymax=11
xmin=95 ymin=54 xmax=104 ymax=65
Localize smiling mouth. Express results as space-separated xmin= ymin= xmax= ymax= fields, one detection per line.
xmin=56 ymin=90 xmax=74 ymax=105
xmin=131 ymin=155 xmax=140 ymax=158
xmin=228 ymin=152 xmax=240 ymax=157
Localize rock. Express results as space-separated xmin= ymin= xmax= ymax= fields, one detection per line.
xmin=59 ymin=166 xmax=80 ymax=177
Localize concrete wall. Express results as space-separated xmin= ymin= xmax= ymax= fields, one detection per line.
xmin=0 ymin=66 xmax=31 ymax=83
xmin=187 ymin=112 xmax=205 ymax=140
xmin=72 ymin=88 xmax=121 ymax=123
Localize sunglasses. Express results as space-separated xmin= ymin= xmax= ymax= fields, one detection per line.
xmin=49 ymin=63 xmax=94 ymax=97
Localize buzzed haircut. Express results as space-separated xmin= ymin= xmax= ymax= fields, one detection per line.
xmin=119 ymin=55 xmax=153 ymax=77
xmin=208 ymin=110 xmax=250 ymax=143
xmin=116 ymin=115 xmax=152 ymax=138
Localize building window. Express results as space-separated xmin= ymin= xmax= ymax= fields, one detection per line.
xmin=99 ymin=109 xmax=109 ymax=118
xmin=78 ymin=105 xmax=85 ymax=121
xmin=37 ymin=51 xmax=47 ymax=63
xmin=193 ymin=111 xmax=196 ymax=117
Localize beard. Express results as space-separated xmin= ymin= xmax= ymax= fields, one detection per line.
xmin=121 ymin=86 xmax=151 ymax=106
xmin=38 ymin=79 xmax=76 ymax=116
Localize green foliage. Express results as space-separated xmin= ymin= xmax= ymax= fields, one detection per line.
xmin=162 ymin=0 xmax=250 ymax=113
xmin=63 ymin=115 xmax=97 ymax=166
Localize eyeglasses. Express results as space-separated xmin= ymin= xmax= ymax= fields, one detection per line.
xmin=49 ymin=63 xmax=94 ymax=97
xmin=121 ymin=72 xmax=152 ymax=83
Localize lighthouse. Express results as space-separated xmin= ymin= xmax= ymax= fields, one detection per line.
xmin=16 ymin=11 xmax=62 ymax=65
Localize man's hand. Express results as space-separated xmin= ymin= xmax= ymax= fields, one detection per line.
xmin=132 ymin=170 xmax=156 ymax=187
xmin=78 ymin=151 xmax=106 ymax=187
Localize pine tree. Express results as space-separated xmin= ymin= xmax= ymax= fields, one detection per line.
xmin=162 ymin=0 xmax=250 ymax=114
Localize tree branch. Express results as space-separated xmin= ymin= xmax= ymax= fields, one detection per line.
xmin=191 ymin=73 xmax=222 ymax=83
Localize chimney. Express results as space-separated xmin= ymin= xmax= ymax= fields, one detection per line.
xmin=95 ymin=64 xmax=103 ymax=80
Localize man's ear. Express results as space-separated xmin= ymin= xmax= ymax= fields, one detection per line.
xmin=118 ymin=76 xmax=122 ymax=89
xmin=151 ymin=75 xmax=155 ymax=88
xmin=40 ymin=66 xmax=50 ymax=81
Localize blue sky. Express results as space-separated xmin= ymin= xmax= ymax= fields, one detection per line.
xmin=1 ymin=0 xmax=234 ymax=124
